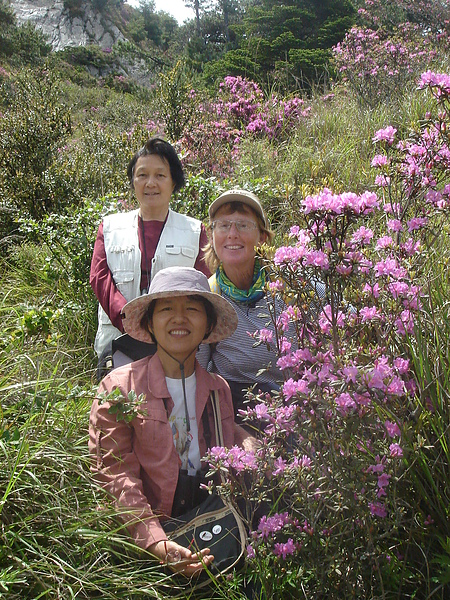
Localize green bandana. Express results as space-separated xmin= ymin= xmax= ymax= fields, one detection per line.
xmin=216 ymin=260 xmax=266 ymax=304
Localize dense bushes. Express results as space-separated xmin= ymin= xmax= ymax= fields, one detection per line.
xmin=0 ymin=68 xmax=72 ymax=222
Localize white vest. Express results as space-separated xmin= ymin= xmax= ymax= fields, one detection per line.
xmin=94 ymin=208 xmax=202 ymax=357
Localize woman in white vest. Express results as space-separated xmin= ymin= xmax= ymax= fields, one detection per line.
xmin=90 ymin=137 xmax=210 ymax=379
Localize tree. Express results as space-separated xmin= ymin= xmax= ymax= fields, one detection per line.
xmin=184 ymin=0 xmax=242 ymax=73
xmin=216 ymin=0 xmax=240 ymax=42
xmin=209 ymin=0 xmax=356 ymax=89
xmin=185 ymin=0 xmax=204 ymax=34
xmin=354 ymin=0 xmax=449 ymax=33
xmin=129 ymin=0 xmax=178 ymax=50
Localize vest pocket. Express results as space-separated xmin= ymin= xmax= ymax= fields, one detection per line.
xmin=164 ymin=246 xmax=196 ymax=261
xmin=181 ymin=247 xmax=195 ymax=259
xmin=165 ymin=246 xmax=181 ymax=255
xmin=113 ymin=271 xmax=135 ymax=298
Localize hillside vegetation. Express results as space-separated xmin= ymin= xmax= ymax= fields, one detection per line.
xmin=1 ymin=0 xmax=450 ymax=598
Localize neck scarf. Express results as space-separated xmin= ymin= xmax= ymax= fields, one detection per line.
xmin=216 ymin=259 xmax=266 ymax=304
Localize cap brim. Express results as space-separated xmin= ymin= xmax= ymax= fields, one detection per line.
xmin=209 ymin=191 xmax=268 ymax=227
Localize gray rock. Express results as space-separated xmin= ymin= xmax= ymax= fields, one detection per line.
xmin=9 ymin=0 xmax=126 ymax=50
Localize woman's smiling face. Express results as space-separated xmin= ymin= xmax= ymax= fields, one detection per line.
xmin=132 ymin=154 xmax=175 ymax=220
xmin=211 ymin=204 xmax=266 ymax=270
xmin=149 ymin=295 xmax=208 ymax=362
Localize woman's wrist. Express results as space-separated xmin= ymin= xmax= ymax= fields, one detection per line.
xmin=149 ymin=540 xmax=181 ymax=565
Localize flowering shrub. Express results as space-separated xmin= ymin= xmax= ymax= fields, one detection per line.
xmin=179 ymin=76 xmax=312 ymax=178
xmin=355 ymin=0 xmax=450 ymax=34
xmin=333 ymin=24 xmax=437 ymax=107
xmin=206 ymin=74 xmax=450 ymax=598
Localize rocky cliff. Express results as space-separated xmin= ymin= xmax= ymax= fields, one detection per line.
xmin=8 ymin=0 xmax=126 ymax=50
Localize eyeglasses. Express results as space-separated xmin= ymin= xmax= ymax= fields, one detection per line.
xmin=210 ymin=219 xmax=259 ymax=233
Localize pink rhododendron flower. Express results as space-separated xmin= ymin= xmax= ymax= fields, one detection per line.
xmin=373 ymin=126 xmax=397 ymax=145
xmin=258 ymin=513 xmax=291 ymax=537
xmin=377 ymin=473 xmax=391 ymax=488
xmin=419 ymin=71 xmax=450 ymax=94
xmin=387 ymin=219 xmax=403 ymax=232
xmin=304 ymin=250 xmax=330 ymax=270
xmin=371 ymin=154 xmax=388 ymax=167
xmin=394 ymin=357 xmax=409 ymax=374
xmin=209 ymin=446 xmax=228 ymax=460
xmin=370 ymin=501 xmax=387 ymax=518
xmin=385 ymin=420 xmax=401 ymax=437
xmin=342 ymin=365 xmax=358 ymax=383
xmin=282 ymin=378 xmax=308 ymax=401
xmin=257 ymin=328 xmax=274 ymax=344
xmin=389 ymin=443 xmax=403 ymax=457
xmin=363 ymin=282 xmax=380 ymax=298
xmin=273 ymin=538 xmax=297 ymax=559
xmin=376 ymin=235 xmax=394 ymax=249
xmin=388 ymin=281 xmax=409 ymax=298
xmin=374 ymin=258 xmax=407 ymax=279
xmin=402 ymin=238 xmax=421 ymax=256
xmin=407 ymin=217 xmax=428 ymax=231
xmin=395 ymin=309 xmax=415 ymax=335
xmin=272 ymin=457 xmax=287 ymax=475
xmin=375 ymin=174 xmax=391 ymax=187
xmin=336 ymin=264 xmax=353 ymax=275
xmin=352 ymin=226 xmax=374 ymax=244
xmin=387 ymin=376 xmax=405 ymax=396
xmin=367 ymin=461 xmax=385 ymax=474
xmin=335 ymin=392 xmax=357 ymax=415
xmin=360 ymin=306 xmax=382 ymax=322
xmin=268 ymin=279 xmax=284 ymax=291
xmin=297 ymin=455 xmax=312 ymax=470
xmin=255 ymin=403 xmax=270 ymax=420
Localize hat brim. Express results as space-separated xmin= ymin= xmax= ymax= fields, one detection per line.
xmin=209 ymin=190 xmax=268 ymax=228
xmin=122 ymin=289 xmax=238 ymax=345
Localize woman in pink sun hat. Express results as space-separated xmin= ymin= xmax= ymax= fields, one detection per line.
xmin=89 ymin=266 xmax=255 ymax=575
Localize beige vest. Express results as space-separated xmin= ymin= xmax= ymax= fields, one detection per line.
xmin=94 ymin=209 xmax=202 ymax=357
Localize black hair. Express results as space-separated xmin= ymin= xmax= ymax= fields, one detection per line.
xmin=127 ymin=137 xmax=185 ymax=193
xmin=140 ymin=294 xmax=217 ymax=342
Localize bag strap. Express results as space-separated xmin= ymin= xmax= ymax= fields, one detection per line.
xmin=202 ymin=402 xmax=211 ymax=449
xmin=202 ymin=388 xmax=223 ymax=449
xmin=209 ymin=388 xmax=224 ymax=447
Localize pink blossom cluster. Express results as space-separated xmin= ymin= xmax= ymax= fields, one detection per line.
xmin=204 ymin=69 xmax=450 ymax=579
xmin=179 ymin=76 xmax=312 ymax=177
xmin=208 ymin=445 xmax=257 ymax=474
xmin=247 ymin=513 xmax=314 ymax=561
xmin=333 ymin=23 xmax=438 ymax=107
xmin=371 ymin=75 xmax=450 ymax=218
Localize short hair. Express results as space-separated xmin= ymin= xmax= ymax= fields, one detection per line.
xmin=203 ymin=201 xmax=275 ymax=273
xmin=127 ymin=137 xmax=185 ymax=193
xmin=140 ymin=295 xmax=218 ymax=343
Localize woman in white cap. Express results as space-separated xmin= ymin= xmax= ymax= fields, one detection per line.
xmin=89 ymin=266 xmax=254 ymax=575
xmin=200 ymin=189 xmax=291 ymax=419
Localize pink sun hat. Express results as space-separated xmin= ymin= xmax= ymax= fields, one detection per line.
xmin=121 ymin=266 xmax=238 ymax=345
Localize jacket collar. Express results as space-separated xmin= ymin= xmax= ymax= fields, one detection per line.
xmin=145 ymin=352 xmax=222 ymax=404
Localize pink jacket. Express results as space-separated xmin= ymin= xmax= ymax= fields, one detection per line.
xmin=89 ymin=354 xmax=235 ymax=549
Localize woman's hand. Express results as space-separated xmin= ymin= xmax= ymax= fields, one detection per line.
xmin=149 ymin=539 xmax=214 ymax=576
